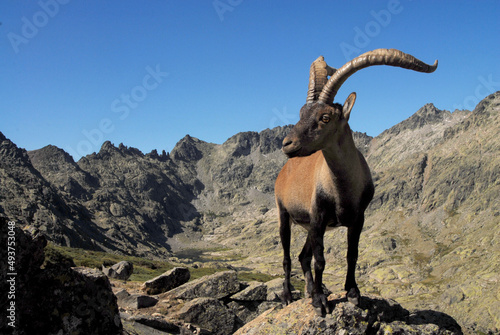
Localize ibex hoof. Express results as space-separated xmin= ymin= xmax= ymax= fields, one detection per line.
xmin=312 ymin=292 xmax=331 ymax=316
xmin=313 ymin=306 xmax=325 ymax=317
xmin=282 ymin=291 xmax=293 ymax=306
xmin=346 ymin=287 xmax=360 ymax=306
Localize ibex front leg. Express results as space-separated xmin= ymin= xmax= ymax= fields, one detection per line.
xmin=310 ymin=219 xmax=331 ymax=316
xmin=279 ymin=207 xmax=293 ymax=305
xmin=345 ymin=217 xmax=363 ymax=305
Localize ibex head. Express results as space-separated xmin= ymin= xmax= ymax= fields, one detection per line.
xmin=282 ymin=49 xmax=438 ymax=158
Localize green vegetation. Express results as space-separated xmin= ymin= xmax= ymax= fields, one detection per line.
xmin=189 ymin=267 xmax=224 ymax=280
xmin=43 ymin=243 xmax=291 ymax=287
xmin=237 ymin=271 xmax=278 ymax=283
xmin=44 ymin=243 xmax=174 ymax=282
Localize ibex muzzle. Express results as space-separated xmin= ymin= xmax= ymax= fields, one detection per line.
xmin=275 ymin=48 xmax=437 ymax=316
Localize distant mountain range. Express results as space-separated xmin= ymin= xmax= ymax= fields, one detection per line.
xmin=1 ymin=92 xmax=499 ymax=332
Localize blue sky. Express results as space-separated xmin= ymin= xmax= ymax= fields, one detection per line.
xmin=1 ymin=1 xmax=499 ymax=160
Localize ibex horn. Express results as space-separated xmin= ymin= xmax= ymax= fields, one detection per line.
xmin=306 ymin=56 xmax=336 ymax=104
xmin=317 ymin=48 xmax=438 ymax=104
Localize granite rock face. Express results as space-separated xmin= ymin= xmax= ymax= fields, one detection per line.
xmin=0 ymin=216 xmax=122 ymax=335
xmin=235 ymin=293 xmax=462 ymax=335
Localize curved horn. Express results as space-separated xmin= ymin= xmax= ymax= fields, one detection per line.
xmin=306 ymin=56 xmax=336 ymax=103
xmin=318 ymin=48 xmax=438 ymax=104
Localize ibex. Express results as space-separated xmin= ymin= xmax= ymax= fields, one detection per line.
xmin=275 ymin=48 xmax=437 ymax=315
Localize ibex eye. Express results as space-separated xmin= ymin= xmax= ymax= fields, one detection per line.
xmin=321 ymin=115 xmax=330 ymax=123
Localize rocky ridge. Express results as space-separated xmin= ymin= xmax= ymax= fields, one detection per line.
xmin=108 ymin=261 xmax=461 ymax=334
xmin=118 ymin=275 xmax=462 ymax=335
xmin=0 ymin=92 xmax=499 ymax=333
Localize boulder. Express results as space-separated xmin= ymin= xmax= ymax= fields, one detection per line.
xmin=0 ymin=217 xmax=122 ymax=335
xmin=115 ymin=288 xmax=131 ymax=300
xmin=164 ymin=270 xmax=240 ymax=299
xmin=118 ymin=293 xmax=159 ymax=310
xmin=234 ymin=293 xmax=462 ymax=335
xmin=173 ymin=297 xmax=235 ymax=335
xmin=141 ymin=267 xmax=190 ymax=295
xmin=230 ymin=281 xmax=267 ymax=301
xmin=102 ymin=260 xmax=134 ymax=280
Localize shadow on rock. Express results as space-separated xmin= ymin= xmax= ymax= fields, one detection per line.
xmin=235 ymin=293 xmax=463 ymax=335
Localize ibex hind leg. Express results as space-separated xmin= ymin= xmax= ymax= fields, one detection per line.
xmin=279 ymin=208 xmax=293 ymax=305
xmin=345 ymin=220 xmax=363 ymax=305
xmin=298 ymin=235 xmax=314 ymax=297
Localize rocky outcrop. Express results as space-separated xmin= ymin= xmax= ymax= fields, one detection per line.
xmin=118 ymin=269 xmax=296 ymax=334
xmin=0 ymin=216 xmax=122 ymax=335
xmin=116 ymin=266 xmax=462 ymax=334
xmin=235 ymin=293 xmax=462 ymax=335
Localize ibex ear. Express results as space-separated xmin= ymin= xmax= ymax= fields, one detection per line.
xmin=342 ymin=92 xmax=356 ymax=121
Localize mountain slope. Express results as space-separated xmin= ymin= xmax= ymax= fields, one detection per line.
xmin=358 ymin=92 xmax=500 ymax=331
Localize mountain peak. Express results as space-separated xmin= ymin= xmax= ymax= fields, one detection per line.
xmin=382 ymin=103 xmax=451 ymax=136
xmin=96 ymin=141 xmax=143 ymax=158
xmin=101 ymin=140 xmax=116 ymax=152
xmin=29 ymin=145 xmax=76 ymax=166
xmin=170 ymin=135 xmax=205 ymax=162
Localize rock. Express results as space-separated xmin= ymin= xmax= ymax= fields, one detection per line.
xmin=102 ymin=260 xmax=134 ymax=280
xmin=227 ymin=300 xmax=282 ymax=326
xmin=0 ymin=217 xmax=122 ymax=335
xmin=234 ymin=293 xmax=462 ymax=335
xmin=125 ymin=314 xmax=181 ymax=333
xmin=264 ymin=277 xmax=301 ymax=301
xmin=141 ymin=267 xmax=190 ymax=295
xmin=115 ymin=288 xmax=131 ymax=300
xmin=119 ymin=294 xmax=159 ymax=309
xmin=164 ymin=270 xmax=240 ymax=299
xmin=173 ymin=297 xmax=235 ymax=335
xmin=230 ymin=281 xmax=267 ymax=301
xmin=122 ymin=318 xmax=181 ymax=335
